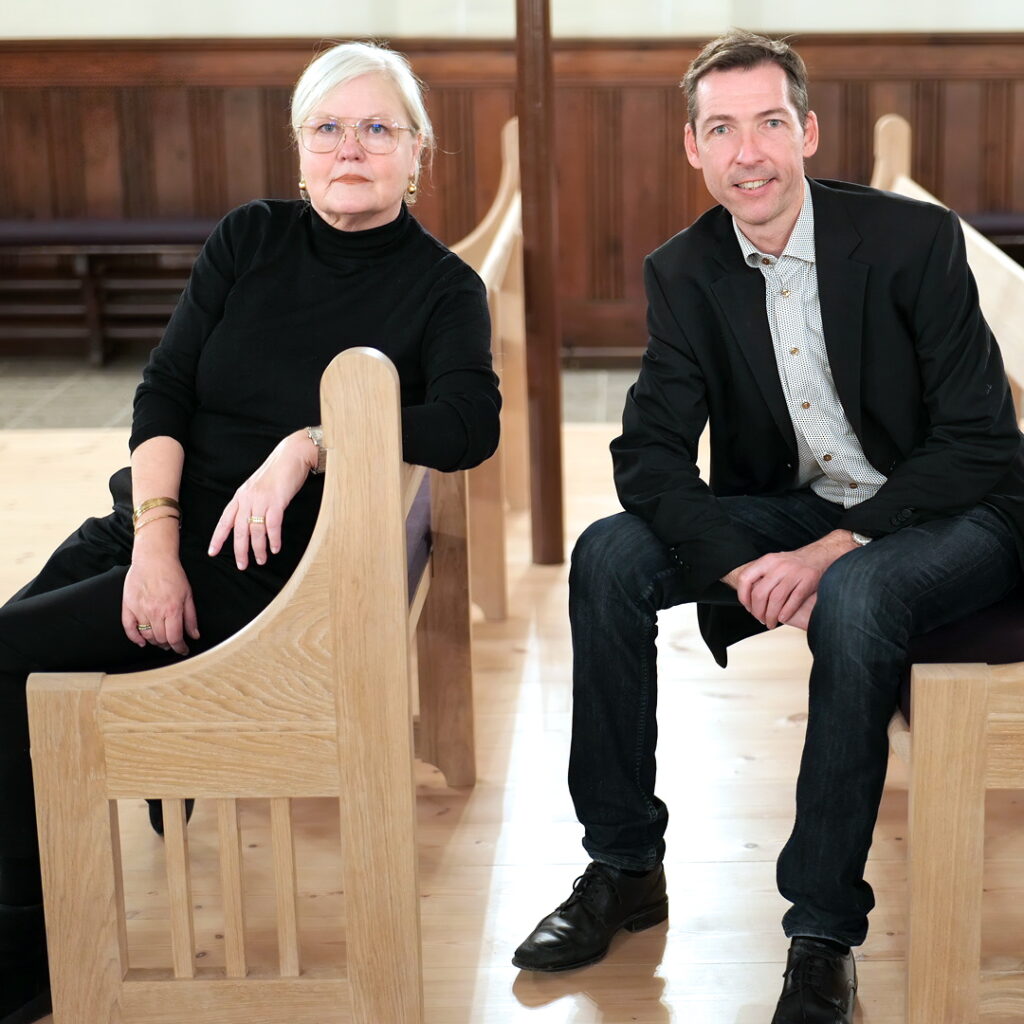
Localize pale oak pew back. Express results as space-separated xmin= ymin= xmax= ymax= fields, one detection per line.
xmin=873 ymin=113 xmax=1024 ymax=1024
xmin=27 ymin=346 xmax=475 ymax=1024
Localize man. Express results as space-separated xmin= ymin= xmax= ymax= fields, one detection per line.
xmin=513 ymin=30 xmax=1024 ymax=1024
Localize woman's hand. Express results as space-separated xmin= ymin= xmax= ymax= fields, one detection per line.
xmin=208 ymin=429 xmax=318 ymax=570
xmin=122 ymin=546 xmax=199 ymax=655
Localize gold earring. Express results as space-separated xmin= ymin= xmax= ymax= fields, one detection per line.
xmin=406 ymin=178 xmax=418 ymax=198
xmin=298 ymin=178 xmax=307 ymax=195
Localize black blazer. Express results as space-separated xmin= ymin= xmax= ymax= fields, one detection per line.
xmin=611 ymin=178 xmax=1024 ymax=663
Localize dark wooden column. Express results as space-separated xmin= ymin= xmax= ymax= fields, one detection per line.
xmin=516 ymin=0 xmax=565 ymax=564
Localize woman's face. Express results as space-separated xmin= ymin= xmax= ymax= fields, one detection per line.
xmin=297 ymin=73 xmax=422 ymax=232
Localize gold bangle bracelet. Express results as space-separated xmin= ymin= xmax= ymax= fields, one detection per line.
xmin=133 ymin=512 xmax=181 ymax=536
xmin=133 ymin=496 xmax=182 ymax=524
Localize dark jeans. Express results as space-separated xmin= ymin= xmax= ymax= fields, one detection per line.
xmin=0 ymin=509 xmax=273 ymax=896
xmin=568 ymin=492 xmax=1021 ymax=946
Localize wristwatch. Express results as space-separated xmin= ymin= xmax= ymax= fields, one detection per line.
xmin=306 ymin=425 xmax=327 ymax=475
xmin=851 ymin=531 xmax=873 ymax=547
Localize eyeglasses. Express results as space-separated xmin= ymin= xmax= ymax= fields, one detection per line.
xmin=296 ymin=117 xmax=415 ymax=155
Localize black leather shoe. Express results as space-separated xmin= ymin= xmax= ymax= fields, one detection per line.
xmin=512 ymin=861 xmax=668 ymax=971
xmin=771 ymin=937 xmax=857 ymax=1024
xmin=147 ymin=798 xmax=196 ymax=837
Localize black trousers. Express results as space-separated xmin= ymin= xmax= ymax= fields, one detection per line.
xmin=0 ymin=501 xmax=277 ymax=893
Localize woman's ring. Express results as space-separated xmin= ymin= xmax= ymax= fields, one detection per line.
xmin=137 ymin=624 xmax=153 ymax=632
xmin=248 ymin=515 xmax=266 ymax=525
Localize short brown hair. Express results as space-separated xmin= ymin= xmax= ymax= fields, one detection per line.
xmin=682 ymin=30 xmax=810 ymax=129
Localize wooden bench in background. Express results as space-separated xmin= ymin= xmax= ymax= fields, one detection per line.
xmin=873 ymin=113 xmax=1024 ymax=1024
xmin=0 ymin=220 xmax=214 ymax=365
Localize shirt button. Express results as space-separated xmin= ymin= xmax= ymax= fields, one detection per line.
xmin=780 ymin=289 xmax=791 ymax=298
xmin=801 ymin=401 xmax=811 ymax=409
xmin=822 ymin=453 xmax=832 ymax=462
xmin=849 ymin=481 xmax=859 ymax=489
xmin=761 ymin=257 xmax=771 ymax=266
xmin=790 ymin=347 xmax=799 ymax=356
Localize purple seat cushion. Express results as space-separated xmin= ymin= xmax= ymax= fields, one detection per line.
xmin=900 ymin=589 xmax=1024 ymax=722
xmin=405 ymin=474 xmax=432 ymax=601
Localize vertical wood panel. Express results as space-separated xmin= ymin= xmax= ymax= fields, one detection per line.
xmin=588 ymin=88 xmax=622 ymax=301
xmin=1014 ymin=83 xmax=1024 ymax=213
xmin=223 ymin=87 xmax=267 ymax=209
xmin=269 ymin=797 xmax=300 ymax=978
xmin=216 ymin=798 xmax=247 ymax=979
xmin=190 ymin=89 xmax=228 ymax=218
xmin=427 ymin=87 xmax=476 ymax=245
xmin=262 ymin=87 xmax=296 ymax=201
xmin=621 ymin=88 xmax=670 ymax=302
xmin=152 ymin=88 xmax=195 ymax=217
xmin=869 ymin=81 xmax=914 ymax=136
xmin=807 ymin=81 xmax=843 ymax=181
xmin=80 ymin=88 xmax=125 ymax=217
xmin=119 ymin=89 xmax=155 ymax=217
xmin=163 ymin=799 xmax=197 ymax=979
xmin=470 ymin=87 xmax=516 ymax=223
xmin=554 ymin=87 xmax=589 ymax=302
xmin=942 ymin=82 xmax=984 ymax=215
xmin=841 ymin=82 xmax=872 ymax=186
xmin=912 ymin=80 xmax=942 ymax=197
xmin=47 ymin=89 xmax=85 ymax=217
xmin=2 ymin=89 xmax=54 ymax=217
xmin=667 ymin=84 xmax=694 ymax=238
xmin=983 ymin=81 xmax=1012 ymax=212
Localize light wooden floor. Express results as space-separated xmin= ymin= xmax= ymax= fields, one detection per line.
xmin=4 ymin=424 xmax=1024 ymax=1024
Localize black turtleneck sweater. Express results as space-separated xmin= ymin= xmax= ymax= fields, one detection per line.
xmin=129 ymin=199 xmax=500 ymax=588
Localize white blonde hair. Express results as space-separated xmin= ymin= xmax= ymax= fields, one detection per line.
xmin=291 ymin=41 xmax=435 ymax=161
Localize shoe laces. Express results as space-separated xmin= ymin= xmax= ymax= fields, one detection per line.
xmin=560 ymin=865 xmax=620 ymax=915
xmin=787 ymin=948 xmax=842 ymax=1003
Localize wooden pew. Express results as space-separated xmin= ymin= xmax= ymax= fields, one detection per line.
xmin=873 ymin=113 xmax=1024 ymax=1024
xmin=454 ymin=117 xmax=528 ymax=622
xmin=870 ymin=113 xmax=1024 ymax=418
xmin=0 ymin=220 xmax=214 ymax=365
xmin=27 ymin=346 xmax=475 ymax=1024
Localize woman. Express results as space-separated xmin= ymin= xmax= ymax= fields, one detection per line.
xmin=0 ymin=41 xmax=499 ymax=1024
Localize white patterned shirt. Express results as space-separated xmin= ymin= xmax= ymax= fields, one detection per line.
xmin=732 ymin=183 xmax=887 ymax=507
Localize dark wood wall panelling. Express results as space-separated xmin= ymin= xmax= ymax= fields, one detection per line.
xmin=1 ymin=35 xmax=1022 ymax=361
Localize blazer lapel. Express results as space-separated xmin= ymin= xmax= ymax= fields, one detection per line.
xmin=811 ymin=181 xmax=870 ymax=439
xmin=709 ymin=231 xmax=796 ymax=454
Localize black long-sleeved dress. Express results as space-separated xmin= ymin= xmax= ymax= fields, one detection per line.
xmin=0 ymin=200 xmax=499 ymax=865
xmin=132 ymin=198 xmax=500 ymax=594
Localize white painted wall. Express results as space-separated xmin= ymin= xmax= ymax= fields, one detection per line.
xmin=3 ymin=0 xmax=1023 ymax=39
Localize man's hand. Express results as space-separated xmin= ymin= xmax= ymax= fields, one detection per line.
xmin=721 ymin=530 xmax=857 ymax=630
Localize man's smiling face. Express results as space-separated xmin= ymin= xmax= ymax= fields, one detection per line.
xmin=684 ymin=61 xmax=819 ymax=256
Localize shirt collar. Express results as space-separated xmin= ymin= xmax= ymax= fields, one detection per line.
xmin=733 ymin=179 xmax=816 ymax=268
